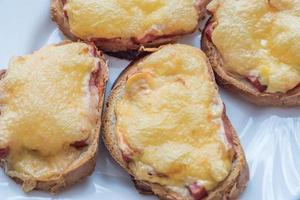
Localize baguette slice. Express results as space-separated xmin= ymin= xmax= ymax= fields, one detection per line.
xmin=201 ymin=21 xmax=300 ymax=106
xmin=51 ymin=0 xmax=210 ymax=59
xmin=201 ymin=21 xmax=300 ymax=107
xmin=0 ymin=41 xmax=108 ymax=193
xmin=103 ymin=44 xmax=249 ymax=200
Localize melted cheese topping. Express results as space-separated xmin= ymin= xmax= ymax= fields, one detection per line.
xmin=208 ymin=0 xmax=300 ymax=93
xmin=116 ymin=45 xmax=232 ymax=191
xmin=0 ymin=42 xmax=99 ymax=179
xmin=7 ymin=149 xmax=81 ymax=182
xmin=65 ymin=0 xmax=199 ymax=40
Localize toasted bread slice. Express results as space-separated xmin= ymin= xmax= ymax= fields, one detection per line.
xmin=201 ymin=1 xmax=300 ymax=106
xmin=51 ymin=0 xmax=210 ymax=59
xmin=103 ymin=44 xmax=249 ymax=200
xmin=0 ymin=41 xmax=108 ymax=193
xmin=202 ymin=21 xmax=300 ymax=107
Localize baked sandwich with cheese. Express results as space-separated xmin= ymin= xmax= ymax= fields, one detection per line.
xmin=202 ymin=0 xmax=300 ymax=106
xmin=51 ymin=0 xmax=210 ymax=59
xmin=0 ymin=41 xmax=108 ymax=193
xmin=103 ymin=44 xmax=249 ymax=200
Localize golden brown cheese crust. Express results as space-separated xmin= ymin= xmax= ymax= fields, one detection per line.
xmin=202 ymin=20 xmax=300 ymax=107
xmin=65 ymin=0 xmax=199 ymax=39
xmin=102 ymin=45 xmax=249 ymax=200
xmin=51 ymin=0 xmax=211 ymax=58
xmin=115 ymin=45 xmax=232 ymax=194
xmin=206 ymin=0 xmax=300 ymax=93
xmin=0 ymin=43 xmax=99 ymax=156
xmin=0 ymin=41 xmax=108 ymax=193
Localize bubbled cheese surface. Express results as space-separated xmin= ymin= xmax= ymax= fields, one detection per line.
xmin=65 ymin=0 xmax=199 ymax=40
xmin=208 ymin=0 xmax=300 ymax=93
xmin=0 ymin=42 xmax=99 ymax=179
xmin=116 ymin=45 xmax=232 ymax=190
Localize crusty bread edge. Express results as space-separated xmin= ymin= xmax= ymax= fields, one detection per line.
xmin=51 ymin=0 xmax=211 ymax=58
xmin=0 ymin=41 xmax=109 ymax=193
xmin=201 ymin=19 xmax=300 ymax=107
xmin=102 ymin=48 xmax=249 ymax=200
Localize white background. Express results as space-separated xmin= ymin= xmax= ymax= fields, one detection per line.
xmin=0 ymin=1 xmax=300 ymax=199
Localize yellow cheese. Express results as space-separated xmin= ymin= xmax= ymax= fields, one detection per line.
xmin=208 ymin=0 xmax=300 ymax=93
xmin=0 ymin=42 xmax=99 ymax=179
xmin=65 ymin=0 xmax=199 ymax=40
xmin=116 ymin=45 xmax=232 ymax=191
xmin=7 ymin=148 xmax=80 ymax=181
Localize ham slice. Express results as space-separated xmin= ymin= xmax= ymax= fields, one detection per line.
xmin=204 ymin=22 xmax=214 ymax=42
xmin=0 ymin=147 xmax=9 ymax=158
xmin=246 ymin=76 xmax=267 ymax=93
xmin=70 ymin=140 xmax=88 ymax=149
xmin=188 ymin=183 xmax=208 ymax=200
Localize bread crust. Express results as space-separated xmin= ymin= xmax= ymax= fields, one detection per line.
xmin=0 ymin=41 xmax=109 ymax=193
xmin=201 ymin=20 xmax=300 ymax=107
xmin=51 ymin=0 xmax=211 ymax=59
xmin=102 ymin=50 xmax=249 ymax=200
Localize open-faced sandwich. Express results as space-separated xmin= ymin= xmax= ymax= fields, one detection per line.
xmin=51 ymin=0 xmax=210 ymax=59
xmin=103 ymin=44 xmax=249 ymax=200
xmin=202 ymin=0 xmax=300 ymax=106
xmin=0 ymin=41 xmax=108 ymax=193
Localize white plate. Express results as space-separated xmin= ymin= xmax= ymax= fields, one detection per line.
xmin=0 ymin=1 xmax=300 ymax=200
